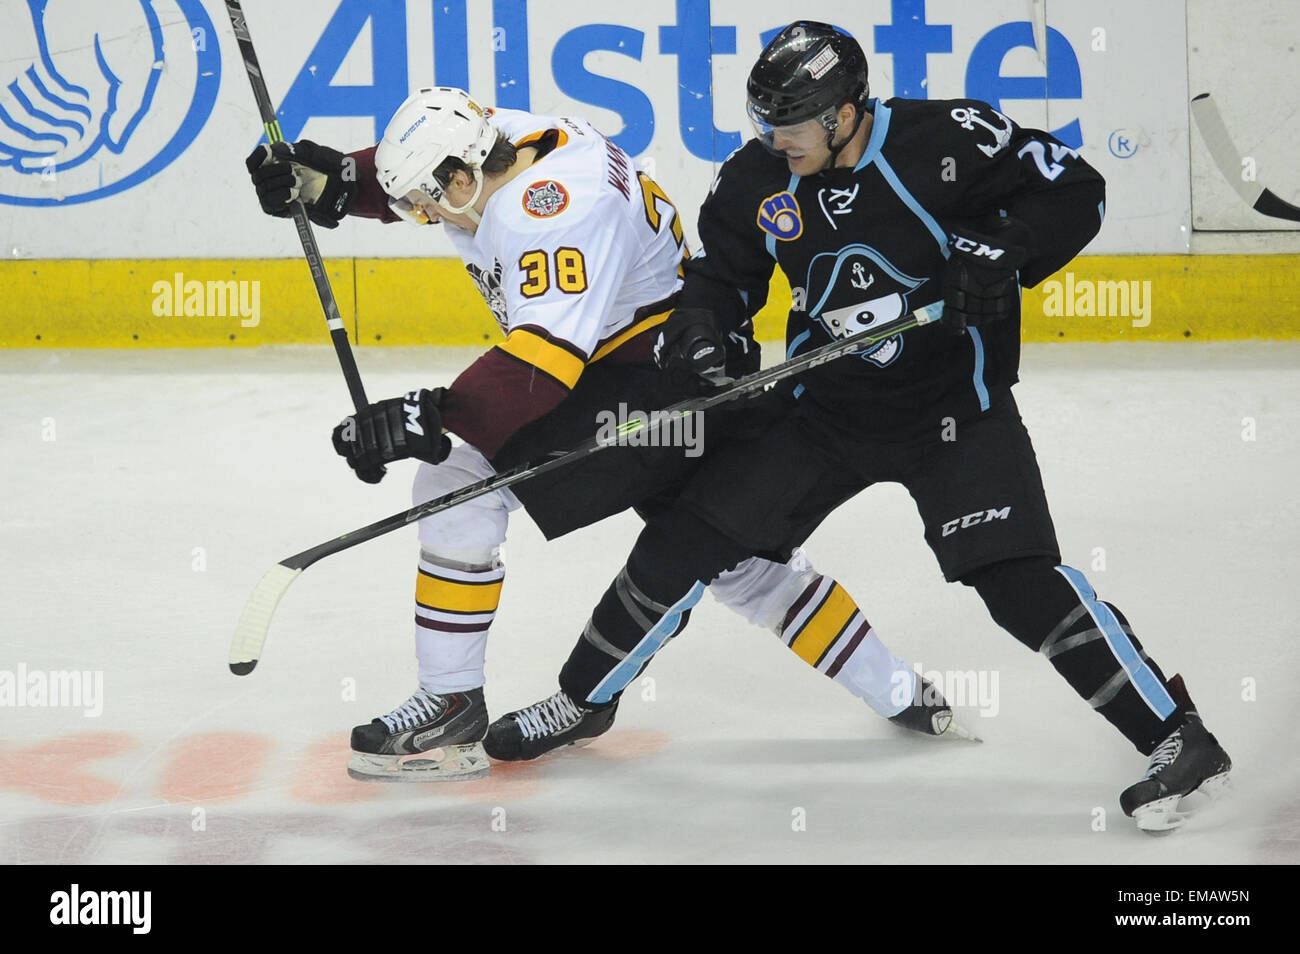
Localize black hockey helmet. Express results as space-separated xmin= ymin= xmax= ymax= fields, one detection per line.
xmin=747 ymin=22 xmax=869 ymax=155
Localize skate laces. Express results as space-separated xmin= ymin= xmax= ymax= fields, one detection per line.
xmin=513 ymin=691 xmax=585 ymax=741
xmin=1143 ymin=729 xmax=1184 ymax=779
xmin=380 ymin=689 xmax=448 ymax=732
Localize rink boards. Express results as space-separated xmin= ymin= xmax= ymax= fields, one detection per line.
xmin=2 ymin=254 xmax=1298 ymax=348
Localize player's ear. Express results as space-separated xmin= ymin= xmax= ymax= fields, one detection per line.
xmin=837 ymin=102 xmax=857 ymax=130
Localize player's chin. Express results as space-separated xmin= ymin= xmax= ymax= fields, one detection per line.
xmin=786 ymin=155 xmax=815 ymax=175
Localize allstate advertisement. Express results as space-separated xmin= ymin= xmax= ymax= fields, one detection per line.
xmin=0 ymin=0 xmax=1190 ymax=258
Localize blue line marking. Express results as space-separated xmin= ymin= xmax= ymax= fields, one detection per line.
xmin=1055 ymin=566 xmax=1176 ymax=719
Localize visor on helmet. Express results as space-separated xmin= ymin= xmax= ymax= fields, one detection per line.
xmin=747 ymin=100 xmax=837 ymax=157
xmin=386 ymin=166 xmax=485 ymax=226
xmin=388 ymin=188 xmax=442 ymax=225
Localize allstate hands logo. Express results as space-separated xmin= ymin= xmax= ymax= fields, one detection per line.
xmin=0 ymin=0 xmax=219 ymax=206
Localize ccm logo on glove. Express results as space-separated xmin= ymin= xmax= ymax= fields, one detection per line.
xmin=949 ymin=235 xmax=1013 ymax=260
xmin=332 ymin=388 xmax=451 ymax=484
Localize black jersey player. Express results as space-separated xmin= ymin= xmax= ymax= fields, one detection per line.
xmin=487 ymin=21 xmax=1231 ymax=833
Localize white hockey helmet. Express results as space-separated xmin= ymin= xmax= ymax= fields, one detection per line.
xmin=375 ymin=87 xmax=497 ymax=224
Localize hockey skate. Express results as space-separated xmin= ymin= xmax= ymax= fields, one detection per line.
xmin=1120 ymin=675 xmax=1231 ymax=833
xmin=889 ymin=675 xmax=982 ymax=742
xmin=347 ymin=687 xmax=490 ymax=781
xmin=483 ymin=690 xmax=617 ymax=761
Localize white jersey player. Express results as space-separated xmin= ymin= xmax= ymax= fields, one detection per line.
xmin=245 ymin=87 xmax=971 ymax=781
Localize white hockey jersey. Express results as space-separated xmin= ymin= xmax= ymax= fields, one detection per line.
xmin=435 ymin=109 xmax=689 ymax=455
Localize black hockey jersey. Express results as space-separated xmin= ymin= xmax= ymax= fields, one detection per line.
xmin=680 ymin=97 xmax=1106 ymax=439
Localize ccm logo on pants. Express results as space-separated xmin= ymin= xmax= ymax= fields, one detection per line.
xmin=941 ymin=506 xmax=1011 ymax=537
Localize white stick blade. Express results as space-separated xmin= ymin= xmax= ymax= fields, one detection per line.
xmin=1190 ymin=93 xmax=1264 ymax=206
xmin=229 ymin=564 xmax=303 ymax=674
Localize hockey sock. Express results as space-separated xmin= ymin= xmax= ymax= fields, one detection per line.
xmin=964 ymin=557 xmax=1184 ymax=754
xmin=558 ymin=507 xmax=751 ymax=706
xmin=777 ymin=572 xmax=912 ymax=716
xmin=707 ymin=552 xmax=915 ymax=717
xmin=414 ymin=548 xmax=504 ymax=693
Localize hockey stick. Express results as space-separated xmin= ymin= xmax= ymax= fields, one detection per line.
xmin=224 ymin=1 xmax=375 ymax=414
xmin=229 ymin=303 xmax=943 ymax=674
xmin=1191 ymin=93 xmax=1300 ymax=223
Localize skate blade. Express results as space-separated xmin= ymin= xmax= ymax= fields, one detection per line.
xmin=347 ymin=742 xmax=490 ymax=782
xmin=937 ymin=713 xmax=983 ymax=743
xmin=1133 ymin=770 xmax=1232 ymax=833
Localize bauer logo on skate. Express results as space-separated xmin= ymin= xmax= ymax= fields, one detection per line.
xmin=0 ymin=0 xmax=220 ymax=208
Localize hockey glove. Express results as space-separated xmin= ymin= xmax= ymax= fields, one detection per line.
xmin=245 ymin=140 xmax=358 ymax=229
xmin=653 ymin=307 xmax=726 ymax=388
xmin=331 ymin=388 xmax=452 ymax=484
xmin=941 ymin=217 xmax=1032 ymax=332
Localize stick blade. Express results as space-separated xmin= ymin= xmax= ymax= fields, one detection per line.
xmin=1190 ymin=92 xmax=1265 ymax=207
xmin=230 ymin=563 xmax=303 ymax=675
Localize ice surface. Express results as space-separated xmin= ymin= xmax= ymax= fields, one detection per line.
xmin=1 ymin=342 xmax=1296 ymax=864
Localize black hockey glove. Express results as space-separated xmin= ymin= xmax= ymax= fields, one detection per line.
xmin=331 ymin=388 xmax=452 ymax=484
xmin=245 ymin=140 xmax=358 ymax=229
xmin=653 ymin=307 xmax=726 ymax=388
xmin=941 ymin=217 xmax=1032 ymax=332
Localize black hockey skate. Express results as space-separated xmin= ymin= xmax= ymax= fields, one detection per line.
xmin=348 ymin=686 xmax=490 ymax=782
xmin=483 ymin=690 xmax=617 ymax=761
xmin=889 ymin=675 xmax=981 ymax=741
xmin=1120 ymin=675 xmax=1231 ymax=833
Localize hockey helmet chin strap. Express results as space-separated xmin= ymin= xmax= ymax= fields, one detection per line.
xmin=437 ymin=168 xmax=485 ymax=226
xmin=820 ymin=101 xmax=868 ymax=172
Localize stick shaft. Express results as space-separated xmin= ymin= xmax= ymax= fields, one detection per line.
xmin=224 ymin=0 xmax=370 ymax=411
xmin=284 ymin=303 xmax=942 ymax=572
xmin=230 ymin=304 xmax=939 ymax=673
